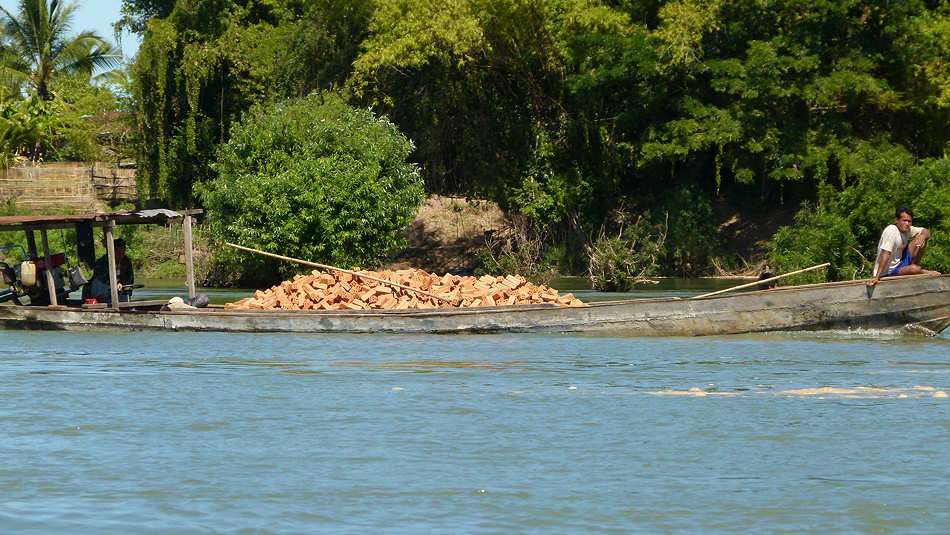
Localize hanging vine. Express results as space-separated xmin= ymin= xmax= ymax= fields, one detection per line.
xmin=130 ymin=1 xmax=335 ymax=207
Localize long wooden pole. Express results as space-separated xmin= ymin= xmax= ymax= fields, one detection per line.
xmin=40 ymin=230 xmax=58 ymax=306
xmin=224 ymin=242 xmax=452 ymax=304
xmin=183 ymin=215 xmax=195 ymax=298
xmin=105 ymin=221 xmax=120 ymax=308
xmin=692 ymin=262 xmax=831 ymax=299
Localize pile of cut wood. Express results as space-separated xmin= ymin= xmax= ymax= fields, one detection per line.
xmin=224 ymin=268 xmax=585 ymax=310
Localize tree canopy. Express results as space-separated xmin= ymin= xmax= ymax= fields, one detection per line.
xmin=128 ymin=0 xmax=950 ymax=279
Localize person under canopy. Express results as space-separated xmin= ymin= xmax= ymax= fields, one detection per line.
xmin=84 ymin=238 xmax=134 ymax=303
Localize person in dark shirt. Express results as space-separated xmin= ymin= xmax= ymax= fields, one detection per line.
xmin=86 ymin=238 xmax=134 ymax=303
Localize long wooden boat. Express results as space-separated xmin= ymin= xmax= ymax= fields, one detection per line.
xmin=2 ymin=274 xmax=948 ymax=335
xmin=2 ymin=211 xmax=947 ymax=335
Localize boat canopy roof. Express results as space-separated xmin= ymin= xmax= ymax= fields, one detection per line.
xmin=0 ymin=209 xmax=203 ymax=231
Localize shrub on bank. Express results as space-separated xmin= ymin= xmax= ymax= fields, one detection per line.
xmin=197 ymin=91 xmax=425 ymax=284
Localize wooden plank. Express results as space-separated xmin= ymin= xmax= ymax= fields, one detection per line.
xmin=183 ymin=214 xmax=195 ymax=298
xmin=117 ymin=300 xmax=168 ymax=310
xmin=104 ymin=222 xmax=119 ymax=308
xmin=40 ymin=230 xmax=58 ymax=306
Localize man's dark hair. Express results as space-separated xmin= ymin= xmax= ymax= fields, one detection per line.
xmin=113 ymin=238 xmax=126 ymax=248
xmin=758 ymin=271 xmax=777 ymax=290
xmin=895 ymin=206 xmax=914 ymax=219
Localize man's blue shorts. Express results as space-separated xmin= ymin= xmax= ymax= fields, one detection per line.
xmin=886 ymin=246 xmax=912 ymax=277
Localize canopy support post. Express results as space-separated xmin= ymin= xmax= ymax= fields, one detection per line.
xmin=105 ymin=221 xmax=119 ymax=309
xmin=40 ymin=230 xmax=58 ymax=306
xmin=26 ymin=230 xmax=37 ymax=259
xmin=183 ymin=215 xmax=195 ymax=298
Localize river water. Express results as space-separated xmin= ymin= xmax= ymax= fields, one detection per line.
xmin=2 ymin=280 xmax=949 ymax=533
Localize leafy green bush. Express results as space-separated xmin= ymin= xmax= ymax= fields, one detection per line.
xmin=768 ymin=142 xmax=950 ymax=280
xmin=0 ymin=97 xmax=56 ymax=165
xmin=50 ymin=76 xmax=135 ymax=163
xmin=0 ymin=80 xmax=131 ymax=166
xmin=767 ymin=205 xmax=863 ymax=284
xmin=197 ymin=91 xmax=424 ymax=283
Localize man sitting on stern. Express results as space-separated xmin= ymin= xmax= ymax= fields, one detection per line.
xmin=867 ymin=206 xmax=939 ymax=286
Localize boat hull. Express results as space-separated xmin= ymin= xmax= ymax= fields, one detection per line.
xmin=2 ymin=275 xmax=949 ymax=335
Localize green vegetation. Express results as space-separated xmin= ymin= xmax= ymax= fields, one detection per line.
xmin=8 ymin=0 xmax=947 ymax=283
xmin=120 ymin=0 xmax=950 ymax=283
xmin=587 ymin=214 xmax=667 ymax=291
xmin=197 ymin=92 xmax=424 ymax=284
xmin=0 ymin=97 xmax=53 ymax=165
xmin=130 ymin=0 xmax=371 ymax=206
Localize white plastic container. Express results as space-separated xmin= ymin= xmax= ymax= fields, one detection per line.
xmin=19 ymin=261 xmax=36 ymax=286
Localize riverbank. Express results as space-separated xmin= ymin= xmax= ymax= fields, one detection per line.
xmin=0 ymin=195 xmax=787 ymax=287
xmin=383 ymin=195 xmax=793 ymax=278
xmin=124 ymin=194 xmax=790 ymax=288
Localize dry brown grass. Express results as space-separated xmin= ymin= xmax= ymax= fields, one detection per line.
xmin=385 ymin=195 xmax=508 ymax=273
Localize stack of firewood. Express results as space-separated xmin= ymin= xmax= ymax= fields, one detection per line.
xmin=224 ymin=268 xmax=585 ymax=310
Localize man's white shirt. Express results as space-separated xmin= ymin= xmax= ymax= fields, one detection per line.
xmin=873 ymin=224 xmax=923 ymax=277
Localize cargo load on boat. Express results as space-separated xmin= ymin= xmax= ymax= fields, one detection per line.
xmin=224 ymin=269 xmax=586 ymax=310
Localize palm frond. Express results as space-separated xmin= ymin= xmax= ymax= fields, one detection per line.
xmin=55 ymin=32 xmax=121 ymax=75
xmin=0 ymin=0 xmax=119 ymax=98
xmin=1 ymin=4 xmax=40 ymax=65
xmin=93 ymin=67 xmax=129 ymax=87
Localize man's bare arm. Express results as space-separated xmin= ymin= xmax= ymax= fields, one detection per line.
xmin=868 ymin=250 xmax=891 ymax=286
xmin=910 ymin=228 xmax=931 ymax=265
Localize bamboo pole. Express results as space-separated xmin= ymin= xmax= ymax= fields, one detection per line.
xmin=692 ymin=262 xmax=831 ymax=299
xmin=224 ymin=242 xmax=452 ymax=304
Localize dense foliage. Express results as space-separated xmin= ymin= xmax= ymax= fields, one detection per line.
xmin=0 ymin=97 xmax=52 ymax=165
xmin=126 ymin=0 xmax=950 ymax=279
xmin=197 ymin=92 xmax=424 ymax=282
xmin=130 ymin=0 xmax=371 ymax=205
xmin=587 ymin=214 xmax=667 ymax=291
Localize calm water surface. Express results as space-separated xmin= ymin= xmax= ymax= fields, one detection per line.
xmin=2 ymin=282 xmax=949 ymax=533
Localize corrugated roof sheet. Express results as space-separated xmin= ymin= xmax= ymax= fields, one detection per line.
xmin=0 ymin=209 xmax=202 ymax=230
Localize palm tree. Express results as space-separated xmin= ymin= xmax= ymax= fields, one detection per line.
xmin=0 ymin=0 xmax=121 ymax=100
